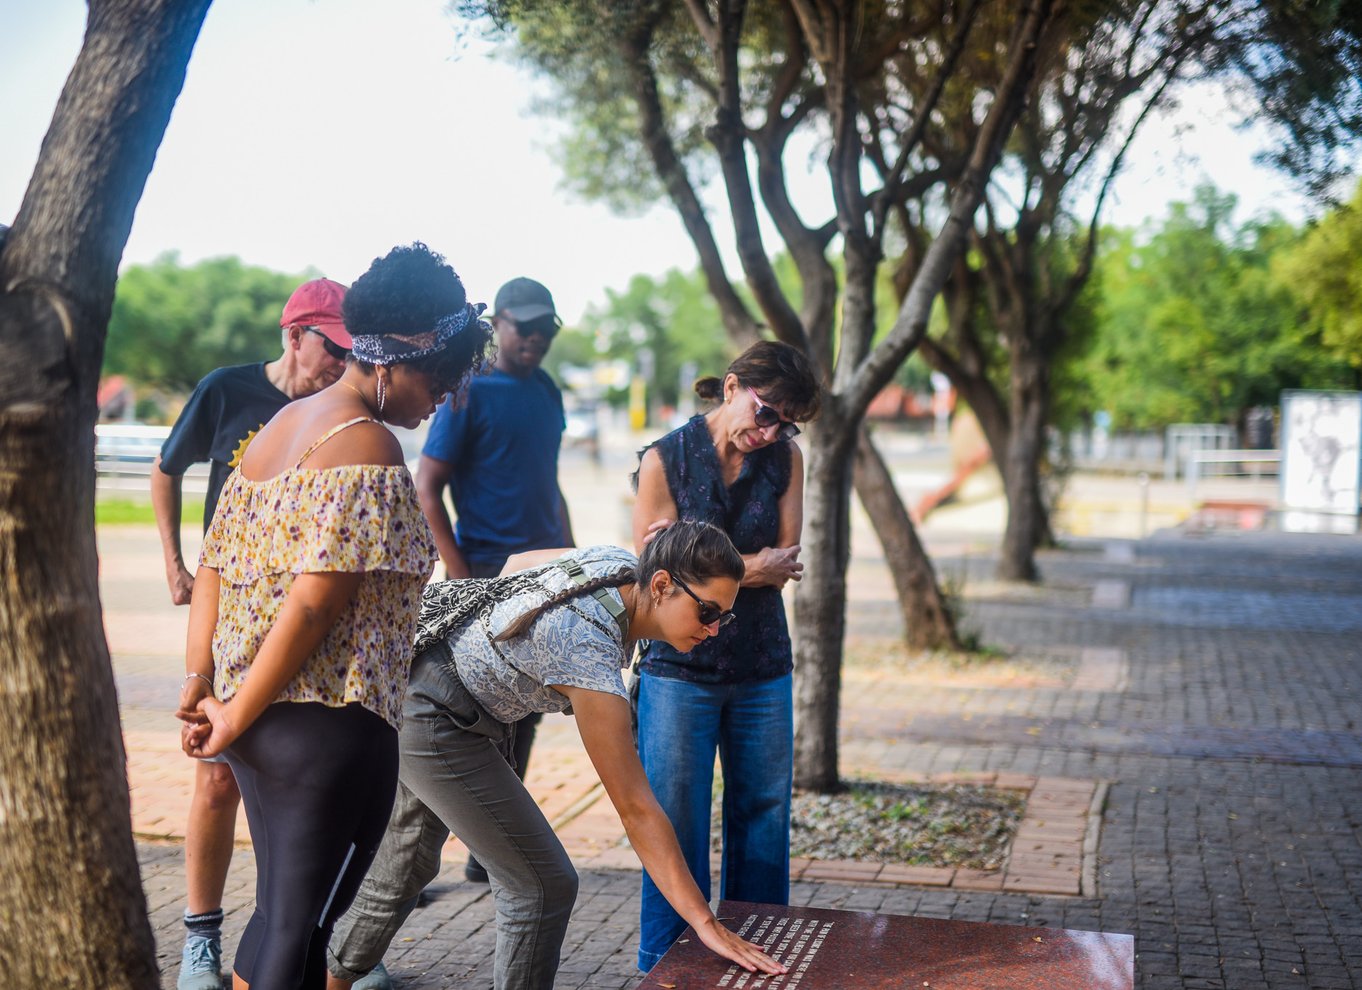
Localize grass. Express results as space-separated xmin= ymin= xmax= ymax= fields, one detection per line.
xmin=95 ymin=496 xmax=203 ymax=528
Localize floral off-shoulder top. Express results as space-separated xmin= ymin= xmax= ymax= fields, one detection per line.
xmin=198 ymin=417 xmax=436 ymax=729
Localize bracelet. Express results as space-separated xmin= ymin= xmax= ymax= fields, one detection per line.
xmin=184 ymin=672 xmax=214 ymax=690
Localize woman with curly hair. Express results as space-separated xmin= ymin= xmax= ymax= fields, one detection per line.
xmin=178 ymin=243 xmax=493 ymax=989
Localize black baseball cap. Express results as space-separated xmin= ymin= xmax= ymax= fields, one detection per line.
xmin=494 ymin=277 xmax=560 ymax=324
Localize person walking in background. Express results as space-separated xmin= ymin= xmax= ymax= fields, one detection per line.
xmin=154 ymin=277 xmax=351 ymax=990
xmin=178 ymin=242 xmax=492 ymax=989
xmin=414 ymin=275 xmax=572 ymax=883
xmin=325 ymin=522 xmax=786 ymax=990
xmin=630 ymin=340 xmax=821 ymax=972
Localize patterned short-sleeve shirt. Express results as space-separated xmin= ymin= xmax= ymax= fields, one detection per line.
xmin=200 ymin=462 xmax=437 ymax=729
xmin=442 ymin=546 xmax=636 ymax=722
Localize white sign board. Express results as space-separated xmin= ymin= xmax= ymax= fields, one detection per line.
xmin=1280 ymin=390 xmax=1362 ymax=516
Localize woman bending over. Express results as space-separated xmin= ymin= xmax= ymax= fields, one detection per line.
xmin=325 ymin=521 xmax=784 ymax=990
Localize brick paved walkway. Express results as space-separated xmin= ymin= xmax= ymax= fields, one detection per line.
xmin=108 ymin=517 xmax=1362 ymax=989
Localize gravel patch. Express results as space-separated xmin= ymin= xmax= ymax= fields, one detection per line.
xmin=789 ymin=781 xmax=1024 ymax=870
xmin=709 ymin=780 xmax=1025 ymax=871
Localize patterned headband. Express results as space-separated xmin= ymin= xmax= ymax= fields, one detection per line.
xmin=350 ymin=302 xmax=488 ymax=366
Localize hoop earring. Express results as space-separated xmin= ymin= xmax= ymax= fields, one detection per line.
xmin=377 ymin=374 xmax=387 ymax=416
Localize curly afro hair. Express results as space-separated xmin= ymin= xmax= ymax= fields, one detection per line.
xmin=344 ymin=241 xmax=493 ymax=397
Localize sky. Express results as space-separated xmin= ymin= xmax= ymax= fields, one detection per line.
xmin=0 ymin=0 xmax=1330 ymax=325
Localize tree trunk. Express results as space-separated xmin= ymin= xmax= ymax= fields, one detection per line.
xmin=0 ymin=1 xmax=212 ymax=983
xmin=791 ymin=408 xmax=855 ymax=792
xmin=997 ymin=343 xmax=1051 ymax=582
xmin=852 ymin=428 xmax=963 ymax=652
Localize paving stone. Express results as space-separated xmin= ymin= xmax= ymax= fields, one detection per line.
xmin=103 ymin=525 xmax=1362 ymax=988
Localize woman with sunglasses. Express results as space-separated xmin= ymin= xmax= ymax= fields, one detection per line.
xmin=178 ymin=243 xmax=493 ymax=989
xmin=324 ymin=521 xmax=785 ymax=990
xmin=630 ymin=340 xmax=821 ymax=972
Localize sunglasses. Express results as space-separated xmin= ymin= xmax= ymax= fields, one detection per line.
xmin=512 ymin=314 xmax=560 ymax=340
xmin=671 ymin=574 xmax=736 ymax=629
xmin=303 ymin=326 xmax=351 ymax=361
xmin=746 ymin=387 xmax=800 ymax=441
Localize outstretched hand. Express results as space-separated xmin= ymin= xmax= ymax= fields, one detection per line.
xmin=694 ymin=916 xmax=787 ymax=975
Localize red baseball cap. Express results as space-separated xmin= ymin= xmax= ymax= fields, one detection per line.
xmin=281 ymin=278 xmax=352 ymax=348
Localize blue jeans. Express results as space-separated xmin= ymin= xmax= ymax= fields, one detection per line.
xmin=635 ymin=671 xmax=792 ymax=971
xmin=326 ymin=647 xmax=577 ymax=990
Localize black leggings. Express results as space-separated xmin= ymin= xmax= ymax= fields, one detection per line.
xmin=225 ymin=702 xmax=398 ymax=989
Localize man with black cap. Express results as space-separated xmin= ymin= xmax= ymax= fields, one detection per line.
xmin=152 ymin=277 xmax=351 ymax=990
xmin=416 ymin=275 xmax=574 ymax=883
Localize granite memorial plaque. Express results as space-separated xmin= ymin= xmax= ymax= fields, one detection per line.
xmin=646 ymin=900 xmax=1133 ymax=989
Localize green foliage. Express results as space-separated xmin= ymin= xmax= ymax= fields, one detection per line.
xmin=1045 ymin=233 xmax=1112 ymax=434
xmin=1080 ymin=184 xmax=1354 ymax=430
xmin=580 ymin=267 xmax=734 ymax=410
xmin=1274 ymin=179 xmax=1362 ymax=368
xmin=540 ymin=325 xmax=599 ymax=379
xmin=473 ymin=0 xmax=717 ymax=213
xmin=106 ymin=253 xmax=313 ymax=392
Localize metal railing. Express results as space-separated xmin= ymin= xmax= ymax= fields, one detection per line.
xmin=95 ymin=423 xmax=208 ymax=490
xmin=1184 ymin=448 xmax=1281 ymax=498
xmin=1165 ymin=424 xmax=1238 ymax=480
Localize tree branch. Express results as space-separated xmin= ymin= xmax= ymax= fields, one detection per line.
xmin=1058 ymin=62 xmax=1182 ymax=317
xmin=870 ymin=0 xmax=985 ymax=237
xmin=618 ymin=25 xmax=761 ymax=345
xmin=845 ymin=0 xmax=1057 ymax=414
xmin=681 ymin=0 xmax=720 ymax=50
xmin=707 ymin=0 xmax=809 ymax=348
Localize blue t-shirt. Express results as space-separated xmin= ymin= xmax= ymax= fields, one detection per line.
xmin=638 ymin=415 xmax=794 ymax=685
xmin=422 ymin=366 xmax=568 ymax=569
xmin=159 ymin=362 xmax=291 ymax=530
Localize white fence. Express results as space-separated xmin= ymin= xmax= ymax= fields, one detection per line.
xmin=1184 ymin=448 xmax=1282 ymax=498
xmin=93 ymin=422 xmax=430 ymax=490
xmin=95 ymin=423 xmax=208 ymax=491
xmin=1164 ymin=424 xmax=1239 ymax=480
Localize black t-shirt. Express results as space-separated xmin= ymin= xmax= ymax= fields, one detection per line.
xmin=159 ymin=363 xmax=291 ymax=529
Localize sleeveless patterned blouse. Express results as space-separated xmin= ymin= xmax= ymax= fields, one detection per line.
xmin=637 ymin=414 xmax=793 ymax=685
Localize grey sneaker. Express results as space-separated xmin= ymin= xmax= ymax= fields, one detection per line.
xmin=353 ymin=961 xmax=394 ymax=989
xmin=177 ymin=935 xmax=224 ymax=990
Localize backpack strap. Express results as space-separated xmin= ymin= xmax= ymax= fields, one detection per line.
xmin=556 ymin=557 xmax=629 ymax=641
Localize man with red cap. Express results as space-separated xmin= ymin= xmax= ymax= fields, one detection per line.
xmin=151 ymin=277 xmax=351 ymax=990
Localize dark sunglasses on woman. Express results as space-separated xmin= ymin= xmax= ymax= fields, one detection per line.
xmin=303 ymin=326 xmax=351 ymax=361
xmin=746 ymin=386 xmax=800 ymax=441
xmin=671 ymin=574 xmax=736 ymax=629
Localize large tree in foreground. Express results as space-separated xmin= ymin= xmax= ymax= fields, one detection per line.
xmin=467 ymin=0 xmax=1062 ymax=788
xmin=0 ymin=0 xmax=212 ymax=983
